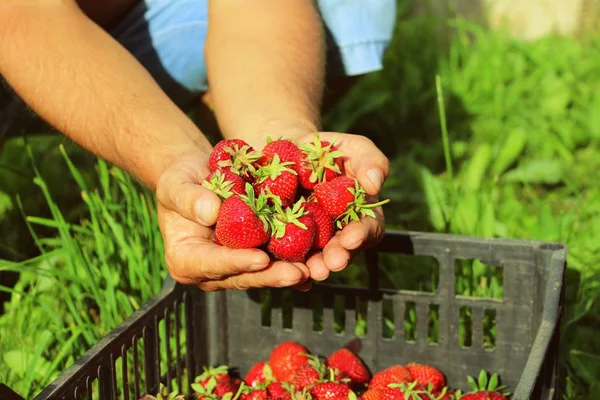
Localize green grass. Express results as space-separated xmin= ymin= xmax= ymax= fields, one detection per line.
xmin=1 ymin=3 xmax=600 ymax=399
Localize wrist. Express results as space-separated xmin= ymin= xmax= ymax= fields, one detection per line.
xmin=122 ymin=130 xmax=213 ymax=191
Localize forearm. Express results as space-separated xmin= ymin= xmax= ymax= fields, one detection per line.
xmin=0 ymin=1 xmax=212 ymax=189
xmin=205 ymin=0 xmax=325 ymax=147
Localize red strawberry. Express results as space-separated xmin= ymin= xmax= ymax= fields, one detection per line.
xmin=202 ymin=168 xmax=246 ymax=199
xmin=266 ymin=382 xmax=293 ymax=400
xmin=361 ymin=389 xmax=383 ymax=400
xmin=192 ymin=368 xmax=238 ymax=400
xmin=326 ymin=348 xmax=370 ymax=388
xmin=291 ymin=355 xmax=331 ymax=390
xmin=240 ymin=389 xmax=268 ymax=400
xmin=369 ymin=366 xmax=413 ymax=390
xmin=267 ymin=200 xmax=316 ymax=263
xmin=214 ymin=183 xmax=272 ymax=249
xmin=253 ymin=154 xmax=298 ymax=208
xmin=311 ymin=382 xmax=352 ymax=400
xmin=209 ymin=139 xmax=261 ymax=182
xmin=301 ymin=200 xmax=334 ymax=250
xmin=297 ymin=133 xmax=345 ymax=190
xmin=292 ymin=363 xmax=322 ymax=390
xmin=194 ymin=365 xmax=230 ymax=389
xmin=314 ymin=177 xmax=390 ymax=228
xmin=269 ymin=342 xmax=310 ymax=383
xmin=259 ymin=138 xmax=304 ymax=166
xmin=245 ymin=361 xmax=274 ymax=387
xmin=405 ymin=363 xmax=445 ymax=393
xmin=215 ymin=377 xmax=242 ymax=397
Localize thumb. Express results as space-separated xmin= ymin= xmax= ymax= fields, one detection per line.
xmin=351 ymin=153 xmax=390 ymax=196
xmin=156 ymin=165 xmax=222 ymax=227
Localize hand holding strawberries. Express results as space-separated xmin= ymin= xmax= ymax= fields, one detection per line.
xmin=155 ymin=150 xmax=311 ymax=292
xmin=155 ymin=131 xmax=389 ymax=291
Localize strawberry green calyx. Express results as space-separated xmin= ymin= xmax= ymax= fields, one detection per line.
xmin=202 ymin=170 xmax=236 ymax=199
xmin=299 ymin=132 xmax=344 ymax=183
xmin=218 ymin=143 xmax=262 ymax=178
xmin=254 ymin=154 xmax=297 ymax=183
xmin=466 ymin=370 xmax=510 ymax=397
xmin=240 ymin=182 xmax=274 ymax=232
xmin=388 ymin=381 xmax=428 ymax=400
xmin=270 ymin=199 xmax=309 ymax=239
xmin=191 ymin=377 xmax=220 ymax=399
xmin=336 ymin=179 xmax=390 ymax=229
xmin=145 ymin=384 xmax=186 ymax=400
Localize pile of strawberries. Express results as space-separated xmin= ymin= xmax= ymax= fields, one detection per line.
xmin=145 ymin=341 xmax=510 ymax=400
xmin=201 ymin=134 xmax=389 ymax=263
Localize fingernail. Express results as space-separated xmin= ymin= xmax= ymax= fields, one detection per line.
xmin=367 ymin=169 xmax=384 ymax=190
xmin=195 ymin=198 xmax=214 ymax=225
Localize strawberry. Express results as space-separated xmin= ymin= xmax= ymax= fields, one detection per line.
xmin=253 ymin=154 xmax=298 ymax=208
xmin=405 ymin=363 xmax=445 ymax=393
xmin=291 ymin=355 xmax=331 ymax=390
xmin=301 ymin=200 xmax=334 ymax=250
xmin=267 ymin=200 xmax=316 ymax=263
xmin=214 ymin=183 xmax=272 ymax=249
xmin=194 ymin=365 xmax=231 ymax=389
xmin=245 ymin=361 xmax=274 ymax=387
xmin=240 ymin=389 xmax=268 ymax=400
xmin=215 ymin=378 xmax=242 ymax=397
xmin=209 ymin=139 xmax=261 ymax=182
xmin=361 ymin=389 xmax=383 ymax=400
xmin=297 ymin=133 xmax=345 ymax=190
xmin=269 ymin=341 xmax=311 ymax=383
xmin=311 ymin=382 xmax=352 ymax=400
xmin=259 ymin=138 xmax=304 ymax=166
xmin=369 ymin=366 xmax=413 ymax=390
xmin=461 ymin=370 xmax=510 ymax=400
xmin=386 ymin=382 xmax=432 ymax=400
xmin=313 ymin=177 xmax=390 ymax=228
xmin=202 ymin=168 xmax=246 ymax=199
xmin=266 ymin=382 xmax=293 ymax=400
xmin=326 ymin=348 xmax=370 ymax=388
xmin=192 ymin=374 xmax=237 ymax=400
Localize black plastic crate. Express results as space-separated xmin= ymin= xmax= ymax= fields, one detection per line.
xmin=21 ymin=230 xmax=566 ymax=400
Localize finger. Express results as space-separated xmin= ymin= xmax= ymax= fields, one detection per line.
xmin=339 ymin=214 xmax=384 ymax=250
xmin=156 ymin=166 xmax=221 ymax=227
xmin=347 ymin=138 xmax=390 ymax=196
xmin=198 ymin=261 xmax=310 ymax=291
xmin=322 ymin=233 xmax=352 ymax=272
xmin=306 ymin=252 xmax=330 ymax=281
xmin=167 ymin=239 xmax=272 ymax=281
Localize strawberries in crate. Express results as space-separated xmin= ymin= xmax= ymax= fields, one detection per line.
xmin=192 ymin=341 xmax=511 ymax=400
xmin=203 ymin=133 xmax=390 ymax=263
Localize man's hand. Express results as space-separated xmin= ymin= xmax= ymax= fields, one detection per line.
xmin=156 ymin=151 xmax=312 ymax=291
xmin=293 ymin=132 xmax=390 ymax=282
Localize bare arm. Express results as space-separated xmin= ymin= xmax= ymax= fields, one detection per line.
xmin=205 ymin=0 xmax=326 ymax=146
xmin=0 ymin=1 xmax=212 ymax=189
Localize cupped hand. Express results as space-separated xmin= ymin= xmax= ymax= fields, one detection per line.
xmin=155 ymin=151 xmax=311 ymax=291
xmin=294 ymin=132 xmax=390 ymax=282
